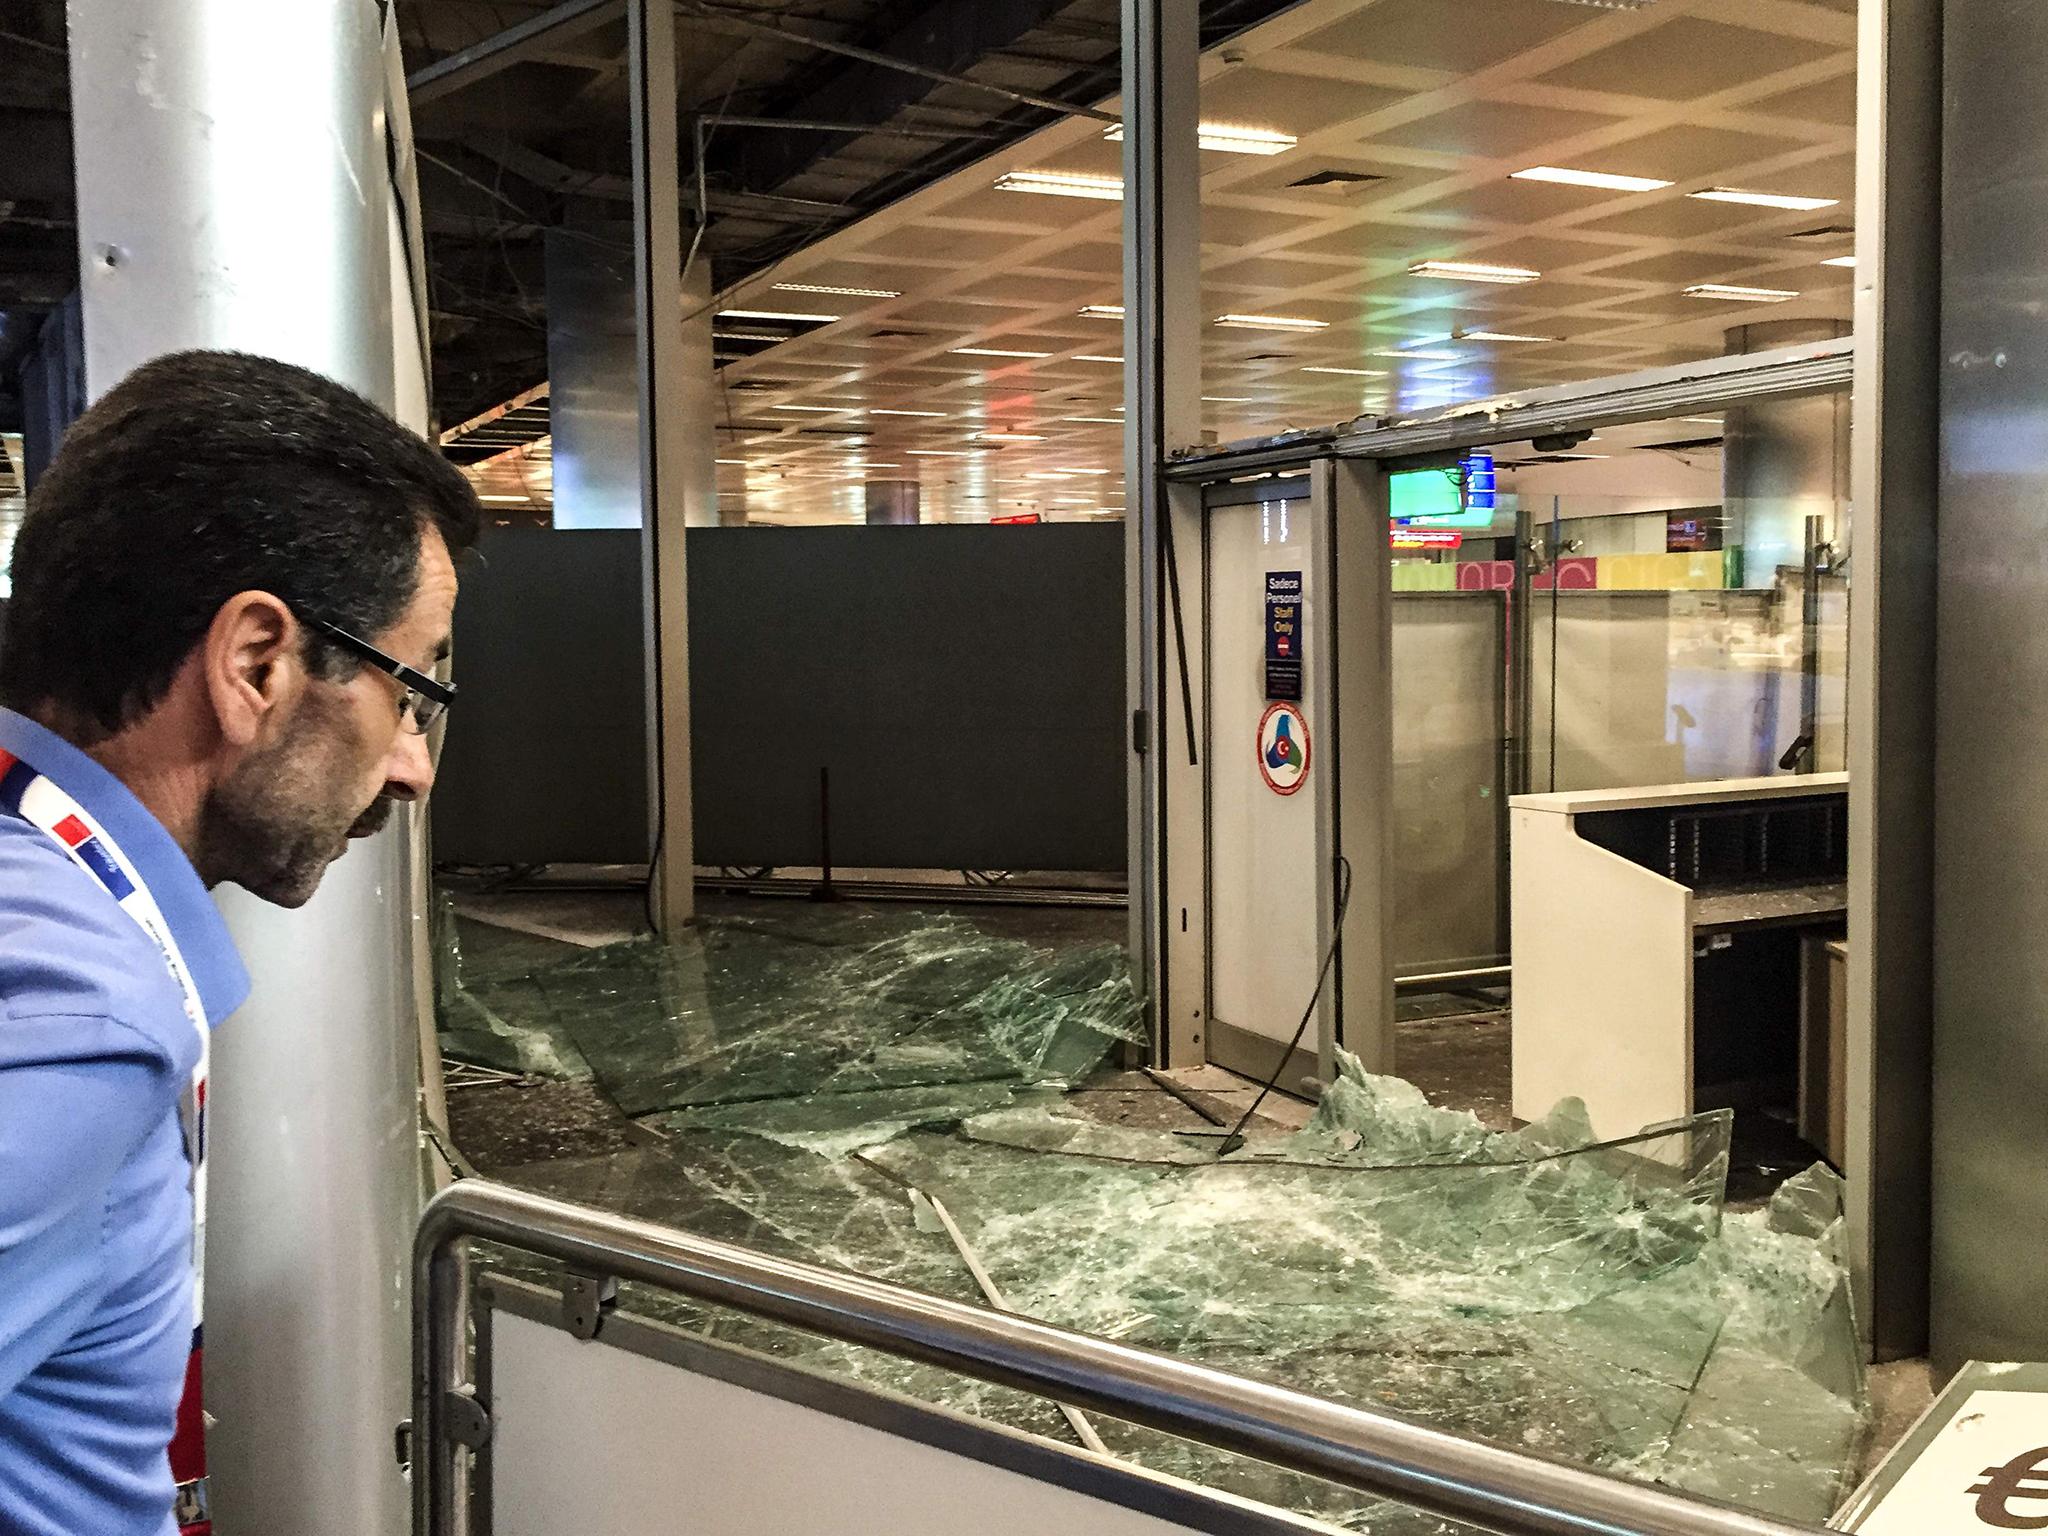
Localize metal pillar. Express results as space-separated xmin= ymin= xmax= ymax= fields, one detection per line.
xmin=1327 ymin=459 xmax=1395 ymax=1076
xmin=630 ymin=0 xmax=697 ymax=933
xmin=1843 ymin=0 xmax=1938 ymax=1369
xmin=1930 ymin=0 xmax=2048 ymax=1372
xmin=865 ymin=479 xmax=921 ymax=525
xmin=67 ymin=2 xmax=420 ymax=1530
xmin=1122 ymin=0 xmax=1203 ymax=1065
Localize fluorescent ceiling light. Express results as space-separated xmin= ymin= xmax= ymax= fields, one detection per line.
xmin=714 ymin=458 xmax=746 ymax=465
xmin=1058 ymin=467 xmax=1113 ymax=475
xmin=1024 ymin=471 xmax=1075 ymax=480
xmin=994 ymin=170 xmax=1124 ymax=201
xmin=1104 ymin=122 xmax=1298 ymax=156
xmin=1214 ymin=313 xmax=1328 ymax=332
xmin=770 ymin=403 xmax=859 ymax=413
xmin=1688 ymin=187 xmax=1839 ymax=212
xmin=478 ymin=494 xmax=527 ymax=503
xmin=979 ymin=431 xmax=1047 ymax=442
xmin=1075 ymin=354 xmax=1125 ymax=364
xmin=1062 ymin=415 xmax=1123 ymax=423
xmin=1408 ymin=260 xmax=1541 ymax=285
xmin=906 ymin=449 xmax=981 ymax=457
xmin=771 ymin=282 xmax=901 ymax=298
xmin=717 ymin=308 xmax=840 ymax=323
xmin=1301 ymin=365 xmax=1387 ymax=377
xmin=1683 ymin=283 xmax=1799 ymax=302
xmin=871 ymin=407 xmax=946 ymax=417
xmin=1511 ymin=165 xmax=1672 ymax=193
xmin=1822 ymin=255 xmax=1857 ymax=268
xmin=951 ymin=346 xmax=1053 ymax=359
xmin=1078 ymin=304 xmax=1126 ymax=319
xmin=1464 ymin=331 xmax=1556 ymax=343
xmin=1371 ymin=348 xmax=1459 ymax=362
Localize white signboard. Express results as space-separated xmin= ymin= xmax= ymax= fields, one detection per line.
xmin=484 ymin=1288 xmax=1341 ymax=1536
xmin=1842 ymin=1367 xmax=2048 ymax=1534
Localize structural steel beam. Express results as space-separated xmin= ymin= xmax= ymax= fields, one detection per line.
xmin=406 ymin=0 xmax=625 ymax=106
xmin=701 ymin=0 xmax=1112 ymax=198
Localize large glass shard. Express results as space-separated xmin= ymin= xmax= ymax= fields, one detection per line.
xmin=438 ymin=907 xmax=1141 ymax=1115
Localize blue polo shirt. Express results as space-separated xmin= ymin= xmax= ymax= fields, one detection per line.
xmin=0 ymin=708 xmax=248 ymax=1536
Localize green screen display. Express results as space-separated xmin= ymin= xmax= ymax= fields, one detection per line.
xmin=1387 ymin=466 xmax=1461 ymax=520
xmin=1388 ymin=456 xmax=1498 ymax=528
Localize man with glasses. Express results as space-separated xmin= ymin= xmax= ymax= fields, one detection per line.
xmin=0 ymin=350 xmax=481 ymax=1534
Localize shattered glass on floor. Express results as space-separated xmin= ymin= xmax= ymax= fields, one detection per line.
xmin=439 ymin=904 xmax=1867 ymax=1533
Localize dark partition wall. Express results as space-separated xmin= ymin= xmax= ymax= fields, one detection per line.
xmin=433 ymin=529 xmax=650 ymax=865
xmin=432 ymin=524 xmax=1128 ymax=873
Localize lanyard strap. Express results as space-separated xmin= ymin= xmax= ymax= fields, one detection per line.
xmin=0 ymin=747 xmax=215 ymax=1529
xmin=0 ymin=750 xmax=211 ymax=1164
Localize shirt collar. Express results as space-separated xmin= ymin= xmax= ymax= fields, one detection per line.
xmin=0 ymin=707 xmax=250 ymax=1027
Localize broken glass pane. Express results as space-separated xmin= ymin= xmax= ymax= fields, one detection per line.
xmin=451 ymin=895 xmax=1866 ymax=1535
xmin=437 ymin=907 xmax=1142 ymax=1114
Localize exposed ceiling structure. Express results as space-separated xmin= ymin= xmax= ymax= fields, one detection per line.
xmin=687 ymin=0 xmax=1855 ymax=524
xmin=0 ymin=1 xmax=76 ymax=431
xmin=0 ymin=0 xmax=1854 ymax=531
xmin=400 ymin=0 xmax=1294 ymax=427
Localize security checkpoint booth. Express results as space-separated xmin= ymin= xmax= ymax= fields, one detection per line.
xmin=1133 ymin=337 xmax=1853 ymax=1094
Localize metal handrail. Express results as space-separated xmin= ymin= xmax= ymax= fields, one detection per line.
xmin=413 ymin=1178 xmax=1830 ymax=1536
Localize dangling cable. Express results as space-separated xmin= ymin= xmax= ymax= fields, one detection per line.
xmin=1217 ymin=854 xmax=1353 ymax=1155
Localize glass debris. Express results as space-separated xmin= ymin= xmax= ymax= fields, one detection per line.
xmin=445 ymin=910 xmax=1865 ymax=1531
xmin=440 ymin=907 xmax=1142 ymax=1114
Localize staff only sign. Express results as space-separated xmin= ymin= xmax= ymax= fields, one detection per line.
xmin=1265 ymin=569 xmax=1304 ymax=702
xmin=1836 ymin=1363 xmax=2048 ymax=1534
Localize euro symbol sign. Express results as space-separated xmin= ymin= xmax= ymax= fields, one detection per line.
xmin=1971 ymin=1446 xmax=2048 ymax=1528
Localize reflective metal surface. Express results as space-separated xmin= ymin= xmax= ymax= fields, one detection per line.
xmin=1843 ymin=0 xmax=1938 ymax=1365
xmin=546 ymin=228 xmax=642 ymax=530
xmin=1165 ymin=341 xmax=1854 ymax=482
xmin=1932 ymin=0 xmax=2048 ymax=1370
xmin=416 ymin=1179 xmax=1832 ymax=1536
xmin=69 ymin=3 xmax=421 ymax=1531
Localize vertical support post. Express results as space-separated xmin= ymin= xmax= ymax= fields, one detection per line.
xmin=1122 ymin=0 xmax=1203 ymax=1064
xmin=67 ymin=1 xmax=420 ymax=1529
xmin=1329 ymin=459 xmax=1395 ymax=1075
xmin=1929 ymin=0 xmax=2048 ymax=1369
xmin=630 ymin=0 xmax=696 ymax=933
xmin=1843 ymin=0 xmax=1938 ymax=1365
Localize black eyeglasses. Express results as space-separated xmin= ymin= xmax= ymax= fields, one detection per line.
xmin=305 ymin=618 xmax=456 ymax=734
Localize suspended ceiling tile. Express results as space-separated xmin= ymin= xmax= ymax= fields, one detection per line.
xmin=859 ymin=227 xmax=1047 ymax=266
xmin=869 ymin=298 xmax=1012 ymax=328
xmin=1197 ymin=67 xmax=1405 ymax=132
xmin=1567 ymin=123 xmax=1793 ymax=184
xmin=1748 ymin=70 xmax=1859 ymax=128
xmin=955 ymin=272 xmax=1106 ymax=306
xmin=1367 ymin=98 xmax=1622 ymax=161
xmin=1591 ymin=247 xmax=1786 ymax=286
xmin=1451 ymin=232 xmax=1640 ymax=275
xmin=1536 ymin=17 xmax=1840 ymax=101
xmin=1296 ymin=0 xmax=1602 ymax=76
xmin=1572 ymin=194 xmax=1781 ymax=241
xmin=1201 ymin=200 xmax=1348 ymax=248
xmin=1202 ymin=252 xmax=1365 ymax=291
xmin=1034 ymin=137 xmax=1126 ymax=178
xmin=1218 ymin=152 xmax=1409 ymax=199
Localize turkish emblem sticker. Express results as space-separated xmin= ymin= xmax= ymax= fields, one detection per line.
xmin=1258 ymin=702 xmax=1310 ymax=796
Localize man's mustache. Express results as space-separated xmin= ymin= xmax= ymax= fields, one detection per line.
xmin=348 ymin=796 xmax=396 ymax=839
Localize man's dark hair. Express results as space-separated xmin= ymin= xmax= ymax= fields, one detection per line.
xmin=0 ymin=349 xmax=482 ymax=739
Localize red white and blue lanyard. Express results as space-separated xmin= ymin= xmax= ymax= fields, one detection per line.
xmin=0 ymin=748 xmax=214 ymax=1529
